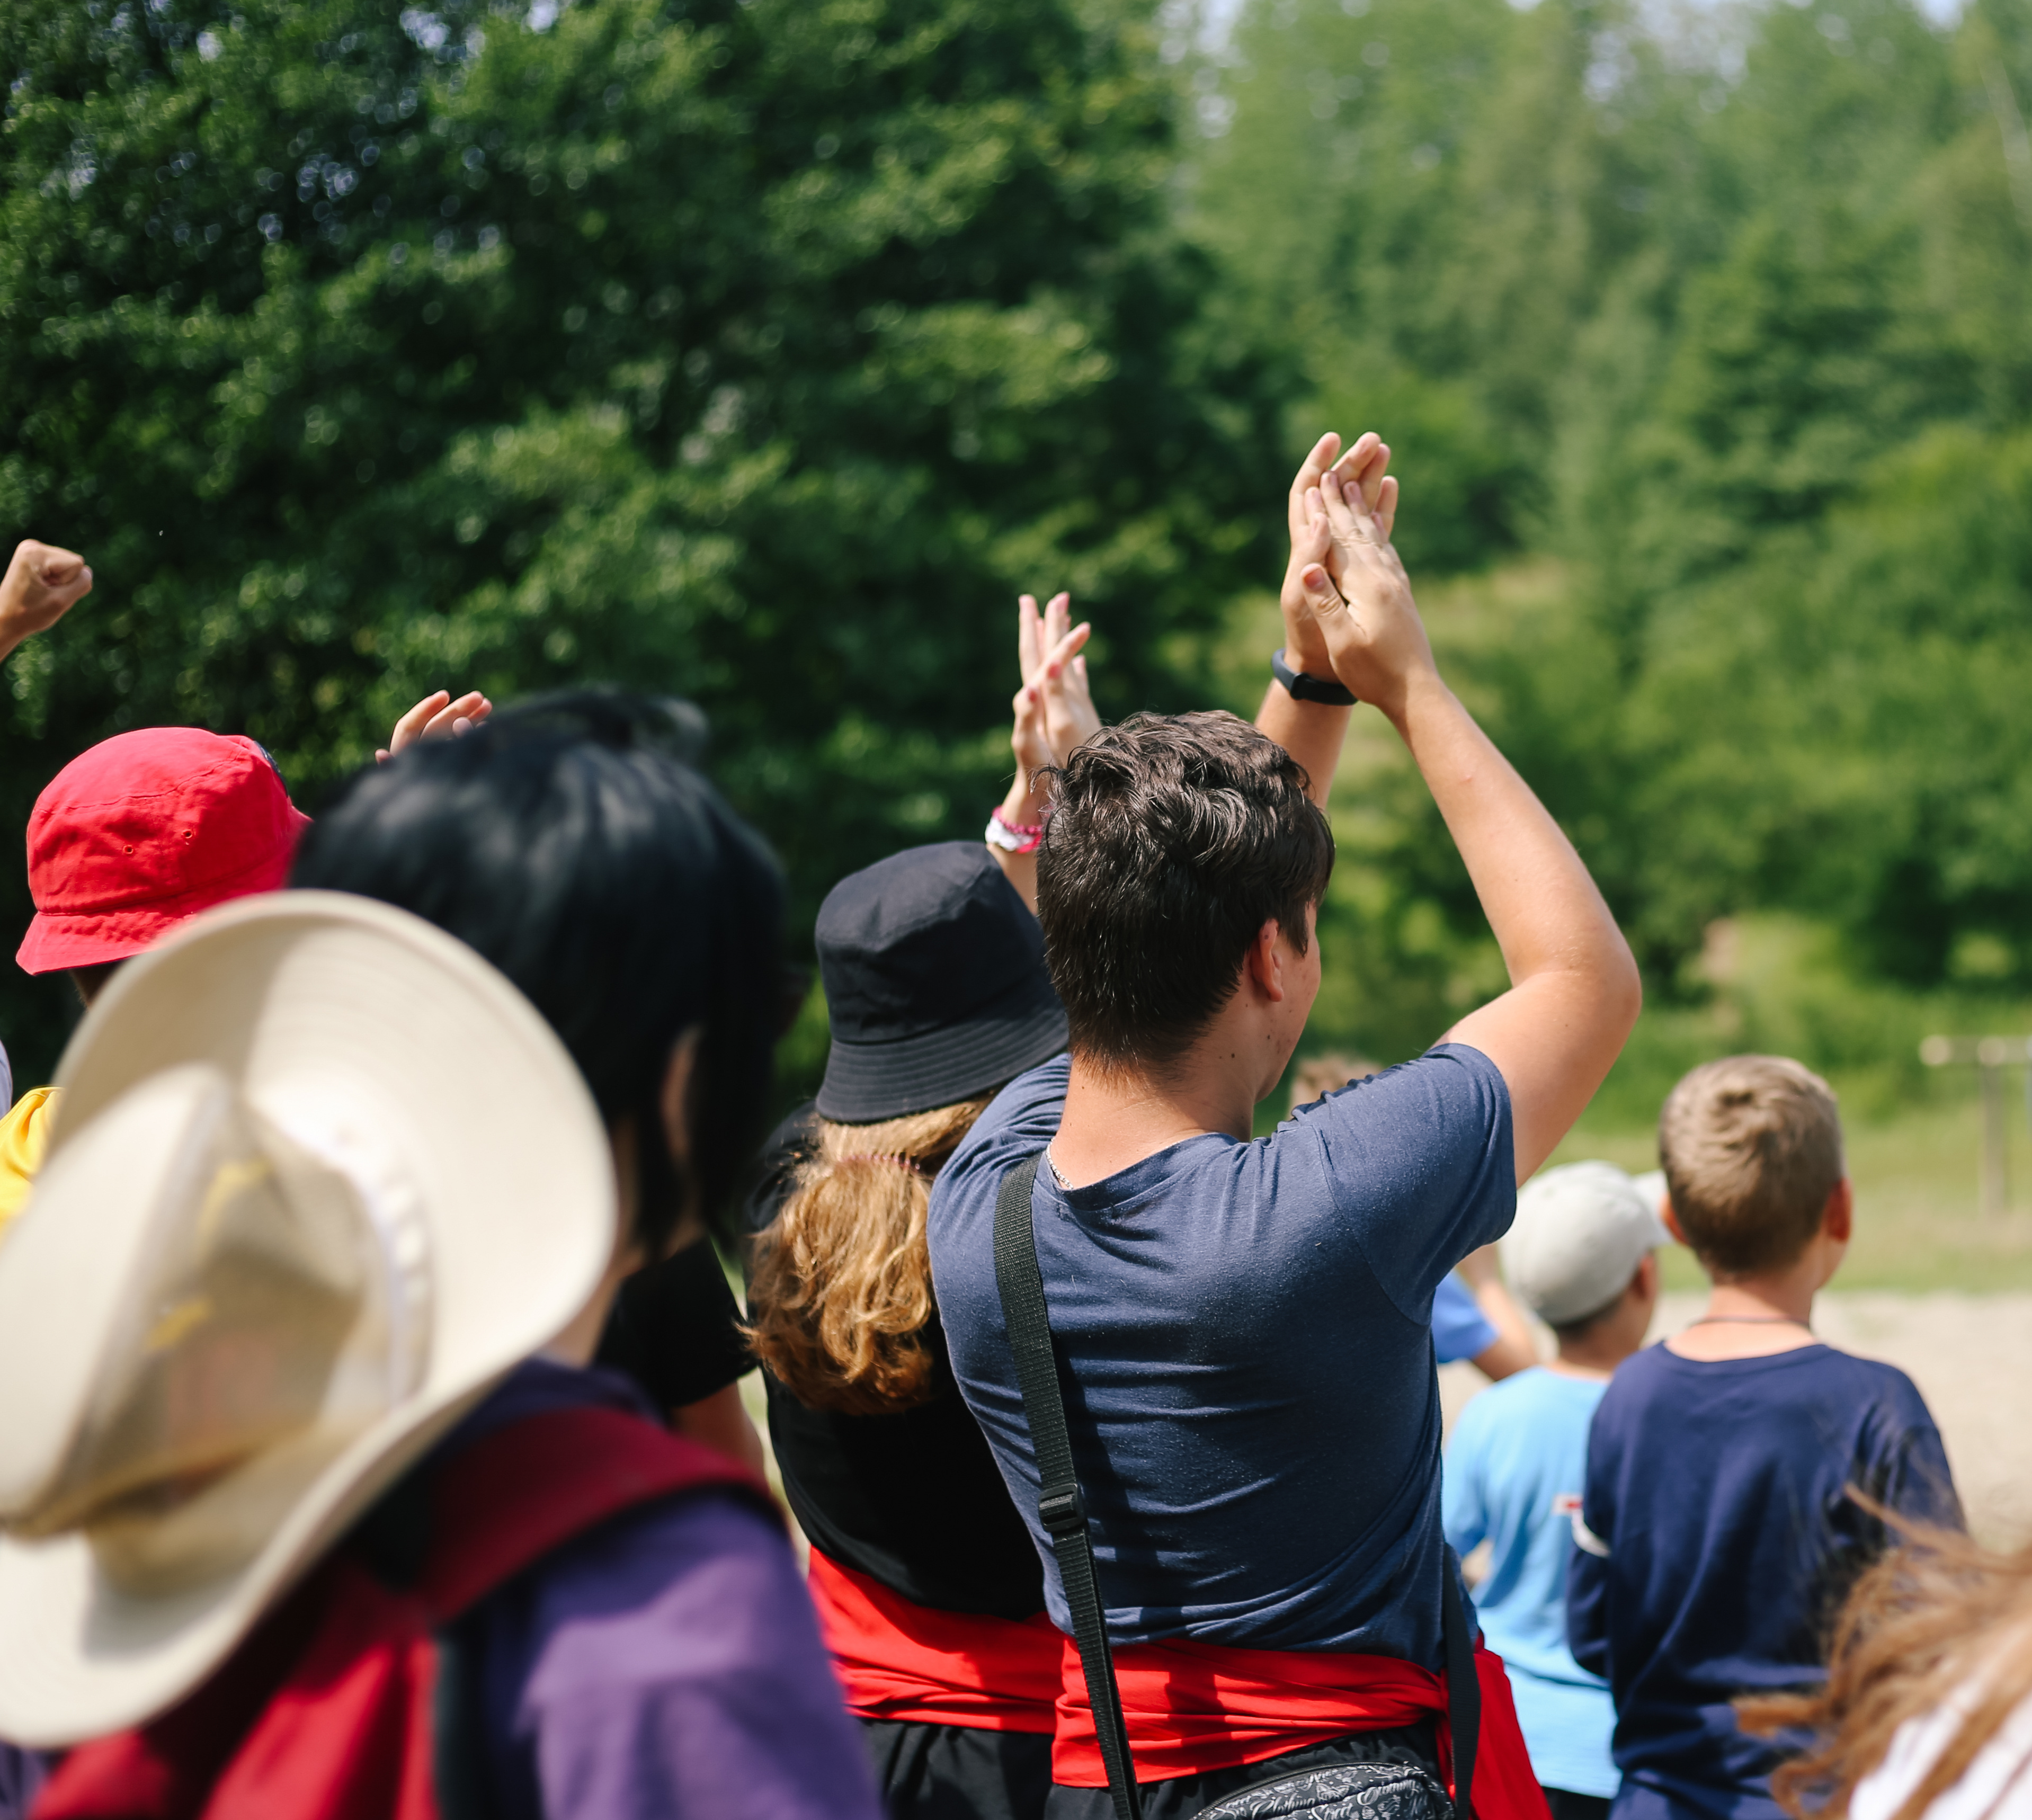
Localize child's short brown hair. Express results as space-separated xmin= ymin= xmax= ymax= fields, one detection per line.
xmin=1658 ymin=1055 xmax=1844 ymax=1277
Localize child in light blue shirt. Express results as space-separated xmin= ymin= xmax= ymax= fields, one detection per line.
xmin=1443 ymin=1162 xmax=1668 ymax=1820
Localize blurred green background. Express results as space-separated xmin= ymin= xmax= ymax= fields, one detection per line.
xmin=6 ymin=0 xmax=2032 ymax=1281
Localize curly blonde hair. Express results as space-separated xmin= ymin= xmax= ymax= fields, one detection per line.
xmin=745 ymin=1096 xmax=993 ymax=1414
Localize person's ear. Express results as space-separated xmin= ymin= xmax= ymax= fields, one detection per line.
xmin=1823 ymin=1177 xmax=1853 ymax=1246
xmin=655 ymin=1026 xmax=707 ymax=1260
xmin=1660 ymin=1197 xmax=1690 ymax=1248
xmin=1633 ymin=1252 xmax=1660 ymax=1304
xmin=658 ymin=1025 xmax=704 ymax=1170
xmin=1243 ymin=920 xmax=1287 ymax=1003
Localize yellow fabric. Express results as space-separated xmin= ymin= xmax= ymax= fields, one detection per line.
xmin=0 ymin=1086 xmax=58 ymax=1246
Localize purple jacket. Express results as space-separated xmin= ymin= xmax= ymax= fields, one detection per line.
xmin=0 ymin=1743 xmax=44 ymax=1820
xmin=436 ymin=1356 xmax=884 ymax=1820
xmin=0 ymin=1360 xmax=876 ymax=1820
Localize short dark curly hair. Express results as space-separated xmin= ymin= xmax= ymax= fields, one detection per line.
xmin=1036 ymin=711 xmax=1334 ymax=1072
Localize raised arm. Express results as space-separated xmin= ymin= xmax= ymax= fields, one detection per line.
xmin=989 ymin=591 xmax=1095 ymax=913
xmin=0 ymin=540 xmax=94 ymax=664
xmin=1295 ymin=464 xmax=1639 ymax=1181
xmin=1254 ymin=434 xmax=1398 ymax=810
xmin=1457 ymin=1243 xmax=1540 ymax=1379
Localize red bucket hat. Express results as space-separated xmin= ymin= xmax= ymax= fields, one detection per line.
xmin=17 ymin=729 xmax=311 ymax=975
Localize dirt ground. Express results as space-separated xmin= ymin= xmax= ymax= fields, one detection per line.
xmin=1439 ymin=1291 xmax=2032 ymax=1548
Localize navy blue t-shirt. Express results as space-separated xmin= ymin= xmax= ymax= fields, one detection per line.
xmin=926 ymin=1045 xmax=1515 ymax=1667
xmin=1566 ymin=1342 xmax=1959 ymax=1820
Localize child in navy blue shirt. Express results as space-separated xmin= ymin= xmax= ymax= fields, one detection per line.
xmin=1566 ymin=1057 xmax=1959 ymax=1820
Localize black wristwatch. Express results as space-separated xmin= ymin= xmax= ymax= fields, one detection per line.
xmin=1271 ymin=647 xmax=1358 ymax=707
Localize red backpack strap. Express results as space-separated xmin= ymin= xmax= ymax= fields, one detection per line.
xmin=418 ymin=1403 xmax=781 ymax=1619
xmin=32 ymin=1569 xmax=346 ymax=1820
xmin=32 ymin=1407 xmax=777 ymax=1820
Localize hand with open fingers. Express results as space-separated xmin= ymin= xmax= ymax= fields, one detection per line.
xmin=0 ymin=539 xmax=94 ymax=656
xmin=1278 ymin=434 xmax=1398 ymax=680
xmin=1295 ymin=460 xmax=1434 ymax=721
xmin=376 ymin=688 xmax=494 ymax=764
xmin=1015 ymin=591 xmax=1099 ymax=767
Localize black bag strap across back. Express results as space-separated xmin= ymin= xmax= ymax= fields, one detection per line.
xmin=994 ymin=1152 xmax=1144 ymax=1820
xmin=992 ymin=1149 xmax=1481 ymax=1820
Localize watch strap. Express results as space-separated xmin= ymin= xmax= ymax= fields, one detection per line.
xmin=1271 ymin=647 xmax=1358 ymax=707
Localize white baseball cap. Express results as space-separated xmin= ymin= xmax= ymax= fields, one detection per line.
xmin=1501 ymin=1160 xmax=1671 ymax=1327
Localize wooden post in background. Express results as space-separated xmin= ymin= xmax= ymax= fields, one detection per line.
xmin=1921 ymin=1034 xmax=2031 ymax=1220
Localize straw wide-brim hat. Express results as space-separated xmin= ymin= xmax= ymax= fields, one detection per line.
xmin=0 ymin=890 xmax=617 ymax=1747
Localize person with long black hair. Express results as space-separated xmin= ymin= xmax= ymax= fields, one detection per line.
xmin=287 ymin=692 xmax=886 ymax=1820
xmin=601 ymin=592 xmax=1101 ymax=1820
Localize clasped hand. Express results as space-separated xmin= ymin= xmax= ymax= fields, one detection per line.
xmin=1277 ymin=432 xmax=1438 ymax=722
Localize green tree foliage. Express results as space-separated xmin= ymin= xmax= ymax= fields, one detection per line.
xmin=1194 ymin=0 xmax=2032 ymax=1057
xmin=0 ymin=0 xmax=1281 ymax=1079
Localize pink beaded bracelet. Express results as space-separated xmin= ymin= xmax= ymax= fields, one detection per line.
xmin=984 ymin=806 xmax=1045 ymax=855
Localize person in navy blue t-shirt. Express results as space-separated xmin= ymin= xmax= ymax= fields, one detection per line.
xmin=1567 ymin=1056 xmax=1960 ymax=1820
xmin=928 ymin=432 xmax=1643 ymax=1817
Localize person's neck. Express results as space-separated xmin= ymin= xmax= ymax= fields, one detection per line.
xmin=544 ymin=1120 xmax=671 ymax=1367
xmin=1547 ymin=1338 xmax=1630 ymax=1381
xmin=544 ymin=1269 xmax=624 ymax=1367
xmin=1546 ymin=1302 xmax=1651 ymax=1380
xmin=1666 ymin=1262 xmax=1825 ymax=1360
xmin=1052 ymin=1048 xmax=1255 ymax=1190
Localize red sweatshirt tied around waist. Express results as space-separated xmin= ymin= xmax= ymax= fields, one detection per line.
xmin=806 ymin=1548 xmax=1060 ymax=1734
xmin=809 ymin=1547 xmax=1547 ymax=1820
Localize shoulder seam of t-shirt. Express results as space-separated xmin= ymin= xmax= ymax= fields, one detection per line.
xmin=1313 ymin=1043 xmax=1511 ymax=1331
xmin=964 ymin=1058 xmax=1071 ymax=1157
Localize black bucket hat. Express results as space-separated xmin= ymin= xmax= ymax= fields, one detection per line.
xmin=814 ymin=841 xmax=1068 ymax=1123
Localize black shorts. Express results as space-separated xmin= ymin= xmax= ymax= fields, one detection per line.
xmin=1541 ymin=1790 xmax=1612 ymax=1820
xmin=861 ymin=1718 xmax=1056 ymax=1820
xmin=1041 ymin=1719 xmax=1443 ymax=1820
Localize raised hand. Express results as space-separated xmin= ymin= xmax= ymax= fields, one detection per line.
xmin=1011 ymin=621 xmax=1093 ymax=777
xmin=1016 ymin=588 xmax=1065 ymax=693
xmin=1293 ymin=460 xmax=1434 ymax=722
xmin=0 ymin=539 xmax=94 ymax=662
xmin=994 ymin=593 xmax=1097 ymax=912
xmin=1278 ymin=434 xmax=1397 ymax=679
xmin=1341 ymin=436 xmax=1400 ymax=545
xmin=377 ymin=688 xmax=493 ymax=763
xmin=1017 ymin=592 xmax=1100 ymax=769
